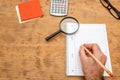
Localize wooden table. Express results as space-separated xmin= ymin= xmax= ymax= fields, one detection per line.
xmin=0 ymin=0 xmax=120 ymax=80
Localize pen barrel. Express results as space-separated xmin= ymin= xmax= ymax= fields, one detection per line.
xmin=83 ymin=46 xmax=113 ymax=76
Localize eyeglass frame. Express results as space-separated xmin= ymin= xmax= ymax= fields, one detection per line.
xmin=100 ymin=0 xmax=120 ymax=20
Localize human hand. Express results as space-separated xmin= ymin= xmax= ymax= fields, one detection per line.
xmin=79 ymin=44 xmax=106 ymax=80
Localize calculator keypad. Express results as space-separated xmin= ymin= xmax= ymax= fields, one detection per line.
xmin=50 ymin=0 xmax=68 ymax=16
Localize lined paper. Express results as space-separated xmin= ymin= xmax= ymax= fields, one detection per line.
xmin=66 ymin=23 xmax=112 ymax=76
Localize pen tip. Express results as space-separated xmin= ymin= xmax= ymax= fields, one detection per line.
xmin=109 ymin=73 xmax=113 ymax=77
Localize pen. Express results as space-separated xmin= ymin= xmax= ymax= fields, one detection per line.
xmin=82 ymin=46 xmax=113 ymax=77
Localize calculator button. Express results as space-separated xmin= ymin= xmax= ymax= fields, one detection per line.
xmin=50 ymin=0 xmax=68 ymax=16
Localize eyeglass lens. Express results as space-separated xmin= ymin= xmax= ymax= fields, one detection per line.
xmin=100 ymin=0 xmax=109 ymax=7
xmin=110 ymin=8 xmax=119 ymax=18
xmin=100 ymin=0 xmax=120 ymax=19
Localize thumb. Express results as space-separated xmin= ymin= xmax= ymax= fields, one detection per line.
xmin=79 ymin=45 xmax=88 ymax=61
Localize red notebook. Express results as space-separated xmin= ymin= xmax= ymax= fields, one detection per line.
xmin=16 ymin=0 xmax=43 ymax=23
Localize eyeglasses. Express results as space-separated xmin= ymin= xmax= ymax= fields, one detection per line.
xmin=100 ymin=0 xmax=120 ymax=20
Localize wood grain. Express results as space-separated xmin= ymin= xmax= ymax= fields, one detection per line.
xmin=0 ymin=0 xmax=120 ymax=80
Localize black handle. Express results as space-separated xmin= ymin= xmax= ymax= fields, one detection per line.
xmin=45 ymin=30 xmax=61 ymax=41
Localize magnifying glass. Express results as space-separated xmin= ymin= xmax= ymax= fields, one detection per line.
xmin=45 ymin=17 xmax=79 ymax=41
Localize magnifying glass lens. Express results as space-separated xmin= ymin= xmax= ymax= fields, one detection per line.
xmin=45 ymin=17 xmax=79 ymax=41
xmin=60 ymin=17 xmax=79 ymax=34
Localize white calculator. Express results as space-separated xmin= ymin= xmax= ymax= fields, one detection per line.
xmin=50 ymin=0 xmax=68 ymax=16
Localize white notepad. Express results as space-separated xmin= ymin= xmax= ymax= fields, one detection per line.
xmin=66 ymin=23 xmax=112 ymax=76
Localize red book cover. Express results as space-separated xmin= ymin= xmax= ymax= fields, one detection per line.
xmin=16 ymin=0 xmax=43 ymax=23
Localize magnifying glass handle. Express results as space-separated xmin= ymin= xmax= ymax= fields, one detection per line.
xmin=45 ymin=30 xmax=61 ymax=41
